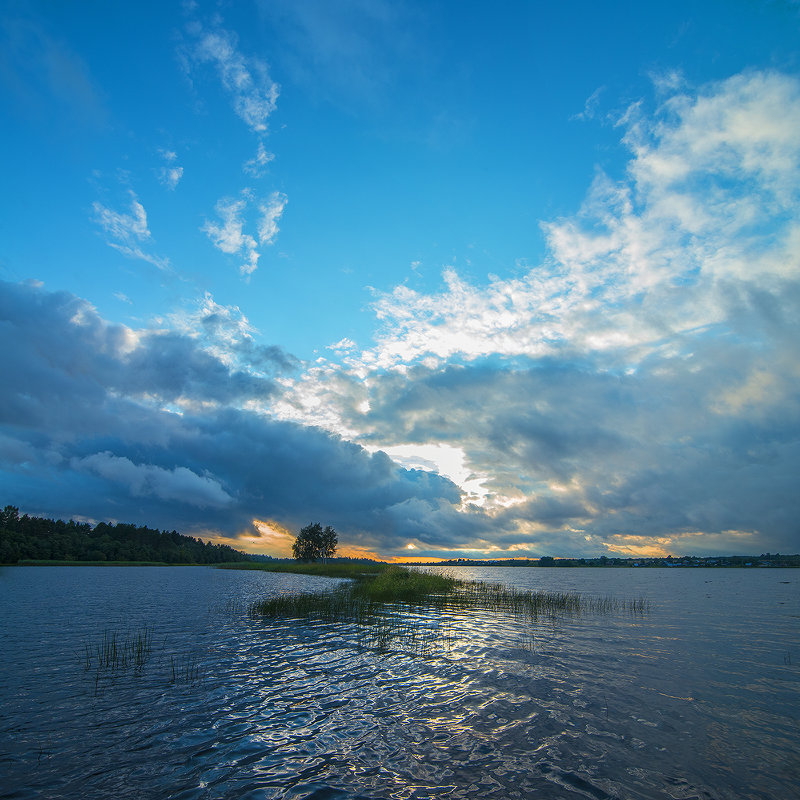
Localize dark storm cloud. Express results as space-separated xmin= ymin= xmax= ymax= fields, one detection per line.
xmin=346 ymin=323 xmax=800 ymax=555
xmin=0 ymin=280 xmax=464 ymax=547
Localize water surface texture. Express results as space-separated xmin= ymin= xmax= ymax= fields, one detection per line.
xmin=1 ymin=566 xmax=797 ymax=799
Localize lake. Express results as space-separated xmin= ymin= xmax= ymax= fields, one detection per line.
xmin=0 ymin=565 xmax=797 ymax=799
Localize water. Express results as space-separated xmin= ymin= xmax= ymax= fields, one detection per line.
xmin=0 ymin=566 xmax=797 ymax=799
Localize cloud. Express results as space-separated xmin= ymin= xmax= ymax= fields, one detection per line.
xmin=571 ymin=86 xmax=606 ymax=122
xmin=5 ymin=70 xmax=800 ymax=559
xmin=348 ymin=71 xmax=800 ymax=372
xmin=185 ymin=21 xmax=279 ymax=134
xmin=156 ymin=147 xmax=183 ymax=189
xmin=244 ymin=141 xmax=275 ymax=177
xmin=202 ymin=195 xmax=260 ymax=275
xmin=269 ymin=70 xmax=800 ymax=557
xmin=92 ymin=192 xmax=169 ymax=269
xmin=73 ymin=452 xmax=234 ymax=509
xmin=158 ymin=166 xmax=183 ymax=190
xmin=258 ymin=191 xmax=287 ymax=244
xmin=204 ymin=191 xmax=287 ymax=275
xmin=94 ymin=192 xmax=149 ymax=241
xmin=167 ymin=291 xmax=299 ymax=374
xmin=0 ymin=280 xmax=466 ymax=550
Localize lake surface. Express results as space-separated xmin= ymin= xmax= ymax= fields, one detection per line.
xmin=0 ymin=565 xmax=797 ymax=799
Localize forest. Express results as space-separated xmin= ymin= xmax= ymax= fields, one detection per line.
xmin=0 ymin=505 xmax=252 ymax=565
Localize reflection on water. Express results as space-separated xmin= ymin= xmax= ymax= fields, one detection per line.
xmin=0 ymin=566 xmax=797 ymax=799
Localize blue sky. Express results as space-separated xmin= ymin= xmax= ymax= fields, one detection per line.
xmin=2 ymin=0 xmax=799 ymax=560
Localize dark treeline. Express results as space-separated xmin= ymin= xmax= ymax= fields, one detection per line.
xmin=0 ymin=505 xmax=253 ymax=565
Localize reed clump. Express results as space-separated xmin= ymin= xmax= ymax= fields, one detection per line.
xmin=170 ymin=653 xmax=201 ymax=684
xmin=85 ymin=627 xmax=153 ymax=673
xmin=248 ymin=566 xmax=649 ymax=653
xmin=454 ymin=581 xmax=649 ymax=620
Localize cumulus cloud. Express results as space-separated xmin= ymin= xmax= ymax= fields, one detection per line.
xmin=6 ymin=70 xmax=799 ymax=559
xmin=158 ymin=166 xmax=183 ymax=190
xmin=358 ymin=72 xmax=800 ymax=372
xmin=92 ymin=192 xmax=169 ymax=269
xmin=271 ymin=70 xmax=800 ymax=557
xmin=167 ymin=291 xmax=299 ymax=374
xmin=0 ymin=280 xmax=466 ymax=550
xmin=156 ymin=148 xmax=183 ymax=189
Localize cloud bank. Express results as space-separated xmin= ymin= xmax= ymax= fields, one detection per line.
xmin=272 ymin=71 xmax=800 ymax=557
xmin=4 ymin=70 xmax=799 ymax=559
xmin=0 ymin=281 xmax=465 ymax=554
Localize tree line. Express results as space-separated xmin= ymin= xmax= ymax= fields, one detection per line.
xmin=0 ymin=505 xmax=253 ymax=565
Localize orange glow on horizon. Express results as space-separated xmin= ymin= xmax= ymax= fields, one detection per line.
xmin=602 ymin=535 xmax=676 ymax=558
xmin=203 ymin=519 xmax=295 ymax=557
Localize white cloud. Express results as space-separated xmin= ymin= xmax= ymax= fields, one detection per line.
xmin=258 ymin=191 xmax=287 ymax=244
xmin=202 ymin=195 xmax=259 ymax=275
xmin=571 ymin=85 xmax=606 ymax=121
xmin=266 ymin=71 xmax=800 ymax=556
xmin=92 ymin=192 xmax=169 ymax=269
xmin=327 ymin=338 xmax=356 ymax=352
xmin=345 ymin=71 xmax=800 ymax=371
xmin=244 ymin=141 xmax=275 ymax=177
xmin=93 ymin=193 xmax=149 ymax=241
xmin=156 ymin=148 xmax=183 ymax=189
xmin=187 ymin=23 xmax=279 ymax=134
xmin=158 ymin=166 xmax=183 ymax=190
xmin=204 ymin=191 xmax=287 ymax=275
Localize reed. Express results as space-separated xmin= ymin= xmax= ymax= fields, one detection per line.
xmin=170 ymin=653 xmax=201 ymax=684
xmin=85 ymin=627 xmax=153 ymax=672
xmin=248 ymin=566 xmax=649 ymax=654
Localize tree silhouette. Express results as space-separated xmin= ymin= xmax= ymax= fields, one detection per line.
xmin=292 ymin=522 xmax=338 ymax=562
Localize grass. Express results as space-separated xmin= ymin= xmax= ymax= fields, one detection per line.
xmin=83 ymin=627 xmax=203 ymax=691
xmin=249 ymin=566 xmax=462 ymax=619
xmin=84 ymin=627 xmax=154 ymax=673
xmin=170 ymin=653 xmax=201 ymax=684
xmin=248 ymin=565 xmax=649 ymax=653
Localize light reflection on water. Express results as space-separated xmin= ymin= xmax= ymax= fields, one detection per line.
xmin=0 ymin=565 xmax=797 ymax=799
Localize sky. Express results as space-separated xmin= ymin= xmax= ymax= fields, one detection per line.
xmin=1 ymin=0 xmax=799 ymax=561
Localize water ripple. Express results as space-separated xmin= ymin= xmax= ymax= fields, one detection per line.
xmin=1 ymin=566 xmax=797 ymax=799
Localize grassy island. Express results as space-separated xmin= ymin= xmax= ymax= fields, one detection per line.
xmin=230 ymin=562 xmax=648 ymax=652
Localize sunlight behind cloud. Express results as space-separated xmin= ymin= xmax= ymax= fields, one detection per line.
xmin=3 ymin=0 xmax=799 ymax=562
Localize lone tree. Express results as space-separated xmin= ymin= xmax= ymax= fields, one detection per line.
xmin=292 ymin=522 xmax=338 ymax=562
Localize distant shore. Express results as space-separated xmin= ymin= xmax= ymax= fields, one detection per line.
xmin=6 ymin=555 xmax=799 ymax=569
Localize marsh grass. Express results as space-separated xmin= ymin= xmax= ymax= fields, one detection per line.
xmin=248 ymin=566 xmax=649 ymax=654
xmin=83 ymin=627 xmax=205 ymax=692
xmin=85 ymin=627 xmax=153 ymax=673
xmin=170 ymin=653 xmax=201 ymax=684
